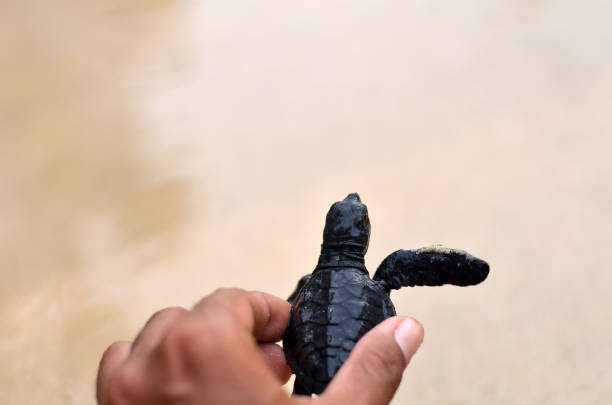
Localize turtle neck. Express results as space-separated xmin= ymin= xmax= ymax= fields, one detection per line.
xmin=315 ymin=244 xmax=367 ymax=272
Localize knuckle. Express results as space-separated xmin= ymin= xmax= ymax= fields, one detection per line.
xmin=109 ymin=363 xmax=145 ymax=401
xmin=101 ymin=340 xmax=127 ymax=362
xmin=98 ymin=341 xmax=130 ymax=404
xmin=205 ymin=288 xmax=251 ymax=319
xmin=211 ymin=287 xmax=246 ymax=302
xmin=194 ymin=288 xmax=247 ymax=313
xmin=148 ymin=306 xmax=188 ymax=324
xmin=160 ymin=318 xmax=211 ymax=358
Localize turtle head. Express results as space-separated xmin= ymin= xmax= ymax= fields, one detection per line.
xmin=322 ymin=193 xmax=371 ymax=254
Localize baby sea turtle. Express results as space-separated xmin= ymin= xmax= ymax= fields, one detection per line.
xmin=282 ymin=193 xmax=489 ymax=395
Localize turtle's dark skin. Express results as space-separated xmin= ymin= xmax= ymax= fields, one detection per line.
xmin=282 ymin=193 xmax=489 ymax=396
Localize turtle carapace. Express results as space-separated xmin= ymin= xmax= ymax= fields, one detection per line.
xmin=282 ymin=193 xmax=489 ymax=395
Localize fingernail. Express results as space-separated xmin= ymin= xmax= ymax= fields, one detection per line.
xmin=393 ymin=318 xmax=423 ymax=363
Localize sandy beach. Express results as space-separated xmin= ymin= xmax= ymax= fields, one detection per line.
xmin=1 ymin=1 xmax=611 ymax=403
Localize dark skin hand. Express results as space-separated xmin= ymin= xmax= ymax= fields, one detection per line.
xmin=97 ymin=288 xmax=424 ymax=405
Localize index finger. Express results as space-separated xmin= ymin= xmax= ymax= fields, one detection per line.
xmin=192 ymin=288 xmax=290 ymax=342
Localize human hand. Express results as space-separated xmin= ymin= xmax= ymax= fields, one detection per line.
xmin=97 ymin=288 xmax=424 ymax=405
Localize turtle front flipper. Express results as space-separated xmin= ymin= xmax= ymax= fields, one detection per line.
xmin=287 ymin=274 xmax=311 ymax=304
xmin=373 ymin=245 xmax=489 ymax=291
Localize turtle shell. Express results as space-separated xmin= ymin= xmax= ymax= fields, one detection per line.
xmin=282 ymin=266 xmax=395 ymax=395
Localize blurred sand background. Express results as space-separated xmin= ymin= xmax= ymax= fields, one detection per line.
xmin=1 ymin=1 xmax=611 ymax=404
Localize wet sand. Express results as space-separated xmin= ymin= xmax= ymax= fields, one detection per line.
xmin=1 ymin=1 xmax=611 ymax=403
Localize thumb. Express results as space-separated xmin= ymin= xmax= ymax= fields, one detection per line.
xmin=320 ymin=317 xmax=424 ymax=405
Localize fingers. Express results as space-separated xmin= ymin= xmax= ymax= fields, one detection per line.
xmin=131 ymin=307 xmax=188 ymax=358
xmin=193 ymin=288 xmax=290 ymax=342
xmin=97 ymin=289 xmax=293 ymax=405
xmin=97 ymin=340 xmax=131 ymax=404
xmin=321 ymin=317 xmax=424 ymax=405
xmin=258 ymin=343 xmax=292 ymax=384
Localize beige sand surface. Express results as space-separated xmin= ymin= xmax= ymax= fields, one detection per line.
xmin=1 ymin=1 xmax=611 ymax=404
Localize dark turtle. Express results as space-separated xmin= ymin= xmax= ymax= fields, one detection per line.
xmin=282 ymin=193 xmax=489 ymax=395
